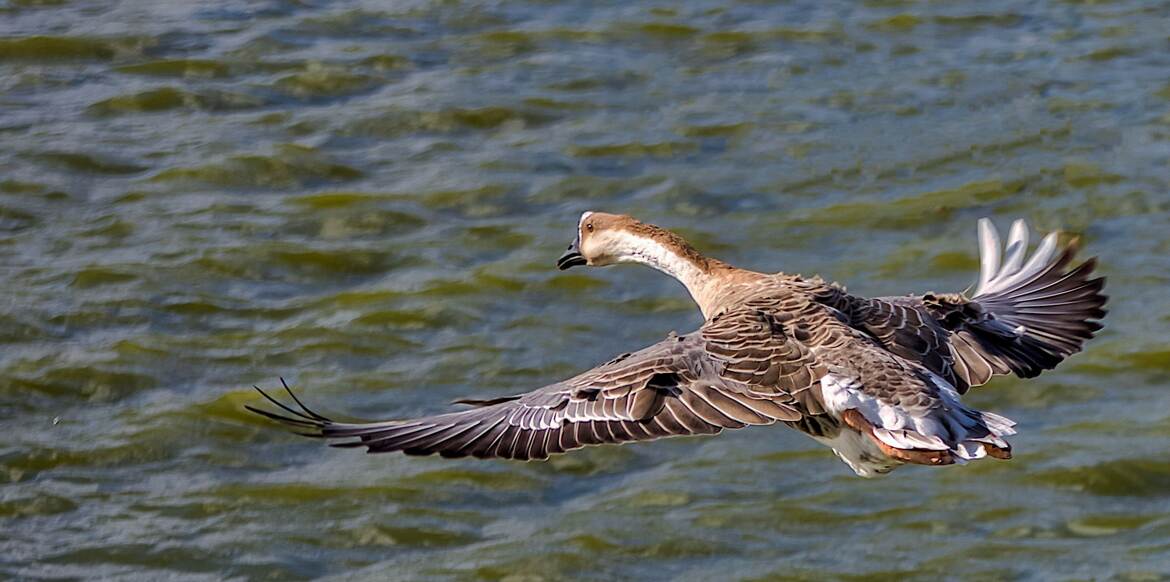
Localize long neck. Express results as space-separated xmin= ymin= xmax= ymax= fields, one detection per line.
xmin=616 ymin=233 xmax=722 ymax=318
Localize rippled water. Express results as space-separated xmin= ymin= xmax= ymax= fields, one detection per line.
xmin=3 ymin=0 xmax=1170 ymax=579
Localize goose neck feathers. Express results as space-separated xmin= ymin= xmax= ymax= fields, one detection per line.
xmin=578 ymin=213 xmax=749 ymax=318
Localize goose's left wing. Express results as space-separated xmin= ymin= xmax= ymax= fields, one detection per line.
xmin=247 ymin=309 xmax=821 ymax=461
xmin=840 ymin=219 xmax=1106 ymax=393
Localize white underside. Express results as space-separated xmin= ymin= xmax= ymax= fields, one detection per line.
xmin=812 ymin=431 xmax=900 ymax=478
xmin=815 ymin=372 xmax=1017 ymax=477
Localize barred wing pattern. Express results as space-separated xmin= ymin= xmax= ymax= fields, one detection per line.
xmin=847 ymin=219 xmax=1107 ymax=393
xmin=248 ymin=307 xmax=822 ymax=460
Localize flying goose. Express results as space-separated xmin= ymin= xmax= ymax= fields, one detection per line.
xmin=249 ymin=212 xmax=1106 ymax=477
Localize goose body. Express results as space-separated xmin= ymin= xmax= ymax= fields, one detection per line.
xmin=250 ymin=213 xmax=1106 ymax=477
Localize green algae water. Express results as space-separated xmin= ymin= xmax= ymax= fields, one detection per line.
xmin=2 ymin=0 xmax=1170 ymax=579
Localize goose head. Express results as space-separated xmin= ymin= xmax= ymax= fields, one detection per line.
xmin=555 ymin=211 xmax=734 ymax=318
xmin=555 ymin=211 xmax=714 ymax=275
xmin=556 ymin=211 xmax=635 ymax=270
xmin=558 ymin=211 xmax=698 ymax=270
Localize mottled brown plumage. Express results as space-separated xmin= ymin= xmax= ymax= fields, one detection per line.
xmin=249 ymin=214 xmax=1106 ymax=477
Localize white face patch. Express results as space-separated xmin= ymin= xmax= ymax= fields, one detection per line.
xmin=578 ymin=211 xmax=594 ymax=230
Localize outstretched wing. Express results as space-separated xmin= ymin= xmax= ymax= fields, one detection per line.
xmin=248 ymin=308 xmax=823 ymax=460
xmin=843 ymin=219 xmax=1107 ymax=393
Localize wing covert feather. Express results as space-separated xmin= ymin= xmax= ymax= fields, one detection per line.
xmin=249 ymin=305 xmax=825 ymax=459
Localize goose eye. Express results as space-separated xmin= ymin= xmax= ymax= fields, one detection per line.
xmin=585 ymin=223 xmax=594 ymax=232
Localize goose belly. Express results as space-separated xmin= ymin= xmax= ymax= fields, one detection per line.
xmin=811 ymin=430 xmax=901 ymax=478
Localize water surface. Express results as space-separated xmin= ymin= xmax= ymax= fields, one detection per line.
xmin=3 ymin=0 xmax=1170 ymax=580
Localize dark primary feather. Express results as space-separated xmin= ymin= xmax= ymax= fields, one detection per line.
xmin=840 ymin=239 xmax=1106 ymax=393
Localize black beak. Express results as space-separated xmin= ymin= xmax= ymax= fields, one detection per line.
xmin=557 ymin=237 xmax=587 ymax=270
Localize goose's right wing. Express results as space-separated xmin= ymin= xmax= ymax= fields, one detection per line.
xmin=248 ymin=308 xmax=821 ymax=461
